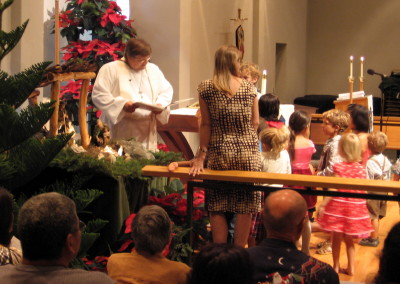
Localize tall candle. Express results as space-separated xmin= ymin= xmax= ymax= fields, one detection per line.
xmin=350 ymin=56 xmax=354 ymax=78
xmin=360 ymin=56 xmax=364 ymax=77
xmin=261 ymin=70 xmax=267 ymax=94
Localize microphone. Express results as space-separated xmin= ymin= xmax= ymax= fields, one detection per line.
xmin=367 ymin=69 xmax=387 ymax=79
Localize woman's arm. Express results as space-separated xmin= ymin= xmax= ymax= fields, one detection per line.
xmin=189 ymin=97 xmax=210 ymax=176
xmin=251 ymin=96 xmax=259 ymax=132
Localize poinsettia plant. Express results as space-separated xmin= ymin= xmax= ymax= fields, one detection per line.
xmin=62 ymin=39 xmax=125 ymax=67
xmin=60 ymin=0 xmax=136 ymax=44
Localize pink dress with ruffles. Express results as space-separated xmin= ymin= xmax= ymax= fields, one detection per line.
xmin=317 ymin=162 xmax=373 ymax=237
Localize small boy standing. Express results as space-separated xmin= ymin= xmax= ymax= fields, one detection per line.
xmin=316 ymin=109 xmax=350 ymax=177
xmin=315 ymin=109 xmax=350 ymax=255
xmin=240 ymin=62 xmax=261 ymax=98
xmin=359 ymin=131 xmax=392 ymax=247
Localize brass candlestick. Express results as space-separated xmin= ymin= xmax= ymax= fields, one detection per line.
xmin=349 ymin=76 xmax=354 ymax=104
xmin=359 ymin=76 xmax=364 ymax=91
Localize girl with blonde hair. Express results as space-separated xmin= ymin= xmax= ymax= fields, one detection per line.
xmin=317 ymin=133 xmax=373 ymax=276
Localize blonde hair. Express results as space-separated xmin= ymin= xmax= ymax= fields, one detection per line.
xmin=368 ymin=131 xmax=388 ymax=154
xmin=240 ymin=62 xmax=261 ymax=82
xmin=322 ymin=109 xmax=350 ymax=134
xmin=259 ymin=127 xmax=289 ymax=157
xmin=213 ymin=45 xmax=242 ymax=96
xmin=339 ymin=133 xmax=362 ymax=162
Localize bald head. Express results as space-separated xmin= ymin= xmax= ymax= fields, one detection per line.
xmin=263 ymin=190 xmax=307 ymax=240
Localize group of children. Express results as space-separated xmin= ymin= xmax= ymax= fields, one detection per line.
xmin=170 ymin=61 xmax=397 ymax=277
xmin=234 ymin=62 xmax=396 ymax=276
xmin=254 ymin=100 xmax=394 ymax=276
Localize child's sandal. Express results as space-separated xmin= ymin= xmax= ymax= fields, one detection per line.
xmin=316 ymin=243 xmax=332 ymax=255
xmin=316 ymin=240 xmax=331 ymax=249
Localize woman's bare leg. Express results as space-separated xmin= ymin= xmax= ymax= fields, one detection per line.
xmin=210 ymin=212 xmax=228 ymax=243
xmin=234 ymin=213 xmax=252 ymax=247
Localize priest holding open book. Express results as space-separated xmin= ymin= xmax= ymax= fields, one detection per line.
xmin=92 ymin=38 xmax=173 ymax=151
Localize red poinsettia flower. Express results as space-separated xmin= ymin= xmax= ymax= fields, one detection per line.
xmin=118 ymin=239 xmax=134 ymax=252
xmin=157 ymin=143 xmax=169 ymax=152
xmin=96 ymin=110 xmax=102 ymax=118
xmin=172 ymin=199 xmax=187 ymax=217
xmin=60 ymin=80 xmax=83 ymax=100
xmin=124 ymin=213 xmax=136 ymax=234
xmin=100 ymin=8 xmax=126 ymax=27
xmin=192 ymin=209 xmax=203 ymax=221
xmin=108 ymin=1 xmax=120 ymax=10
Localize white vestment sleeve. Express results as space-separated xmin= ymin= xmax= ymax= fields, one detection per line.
xmin=92 ymin=62 xmax=129 ymax=126
xmin=146 ymin=64 xmax=173 ymax=125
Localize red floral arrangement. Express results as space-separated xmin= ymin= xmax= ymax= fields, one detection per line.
xmin=148 ymin=187 xmax=205 ymax=224
xmin=114 ymin=180 xmax=209 ymax=263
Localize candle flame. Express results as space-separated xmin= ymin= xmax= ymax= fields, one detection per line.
xmin=350 ymin=56 xmax=354 ymax=61
xmin=360 ymin=56 xmax=364 ymax=61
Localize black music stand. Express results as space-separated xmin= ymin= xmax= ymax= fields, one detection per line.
xmin=378 ymin=73 xmax=400 ymax=130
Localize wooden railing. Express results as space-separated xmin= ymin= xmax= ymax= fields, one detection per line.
xmin=142 ymin=165 xmax=400 ymax=260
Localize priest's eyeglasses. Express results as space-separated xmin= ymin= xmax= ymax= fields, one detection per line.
xmin=133 ymin=56 xmax=151 ymax=63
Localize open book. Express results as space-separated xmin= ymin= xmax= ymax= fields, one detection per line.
xmin=133 ymin=102 xmax=165 ymax=112
xmin=133 ymin=98 xmax=195 ymax=112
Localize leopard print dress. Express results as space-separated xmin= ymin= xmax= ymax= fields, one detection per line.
xmin=198 ymin=79 xmax=261 ymax=213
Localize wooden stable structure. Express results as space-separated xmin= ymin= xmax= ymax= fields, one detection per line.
xmin=41 ymin=71 xmax=96 ymax=148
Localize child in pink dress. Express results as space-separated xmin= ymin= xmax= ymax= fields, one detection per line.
xmin=288 ymin=110 xmax=316 ymax=255
xmin=317 ymin=133 xmax=373 ymax=276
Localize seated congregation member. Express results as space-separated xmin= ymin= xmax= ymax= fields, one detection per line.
xmin=0 ymin=192 xmax=114 ymax=284
xmin=372 ymin=222 xmax=400 ymax=284
xmin=107 ymin=205 xmax=190 ymax=284
xmin=247 ymin=189 xmax=339 ymax=284
xmin=0 ymin=187 xmax=22 ymax=265
xmin=188 ymin=243 xmax=253 ymax=284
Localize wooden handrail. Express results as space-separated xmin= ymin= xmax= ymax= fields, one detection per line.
xmin=141 ymin=165 xmax=400 ymax=195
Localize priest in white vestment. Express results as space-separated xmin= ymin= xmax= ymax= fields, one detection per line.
xmin=92 ymin=38 xmax=173 ymax=151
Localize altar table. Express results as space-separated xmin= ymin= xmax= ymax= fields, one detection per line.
xmin=158 ymin=109 xmax=400 ymax=159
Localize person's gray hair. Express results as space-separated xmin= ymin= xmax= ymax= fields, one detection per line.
xmin=18 ymin=192 xmax=78 ymax=261
xmin=131 ymin=205 xmax=172 ymax=255
xmin=124 ymin=38 xmax=152 ymax=59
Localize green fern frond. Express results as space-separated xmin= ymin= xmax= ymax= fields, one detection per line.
xmin=84 ymin=219 xmax=109 ymax=234
xmin=150 ymin=151 xmax=184 ymax=165
xmin=50 ymin=148 xmax=111 ymax=176
xmin=0 ymin=103 xmax=55 ymax=152
xmin=70 ymin=189 xmax=104 ymax=212
xmin=0 ymin=0 xmax=14 ymax=13
xmin=0 ymin=20 xmax=28 ymax=61
xmin=1 ymin=134 xmax=72 ymax=189
xmin=0 ymin=153 xmax=16 ymax=180
xmin=0 ymin=61 xmax=52 ymax=108
xmin=79 ymin=232 xmax=100 ymax=258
